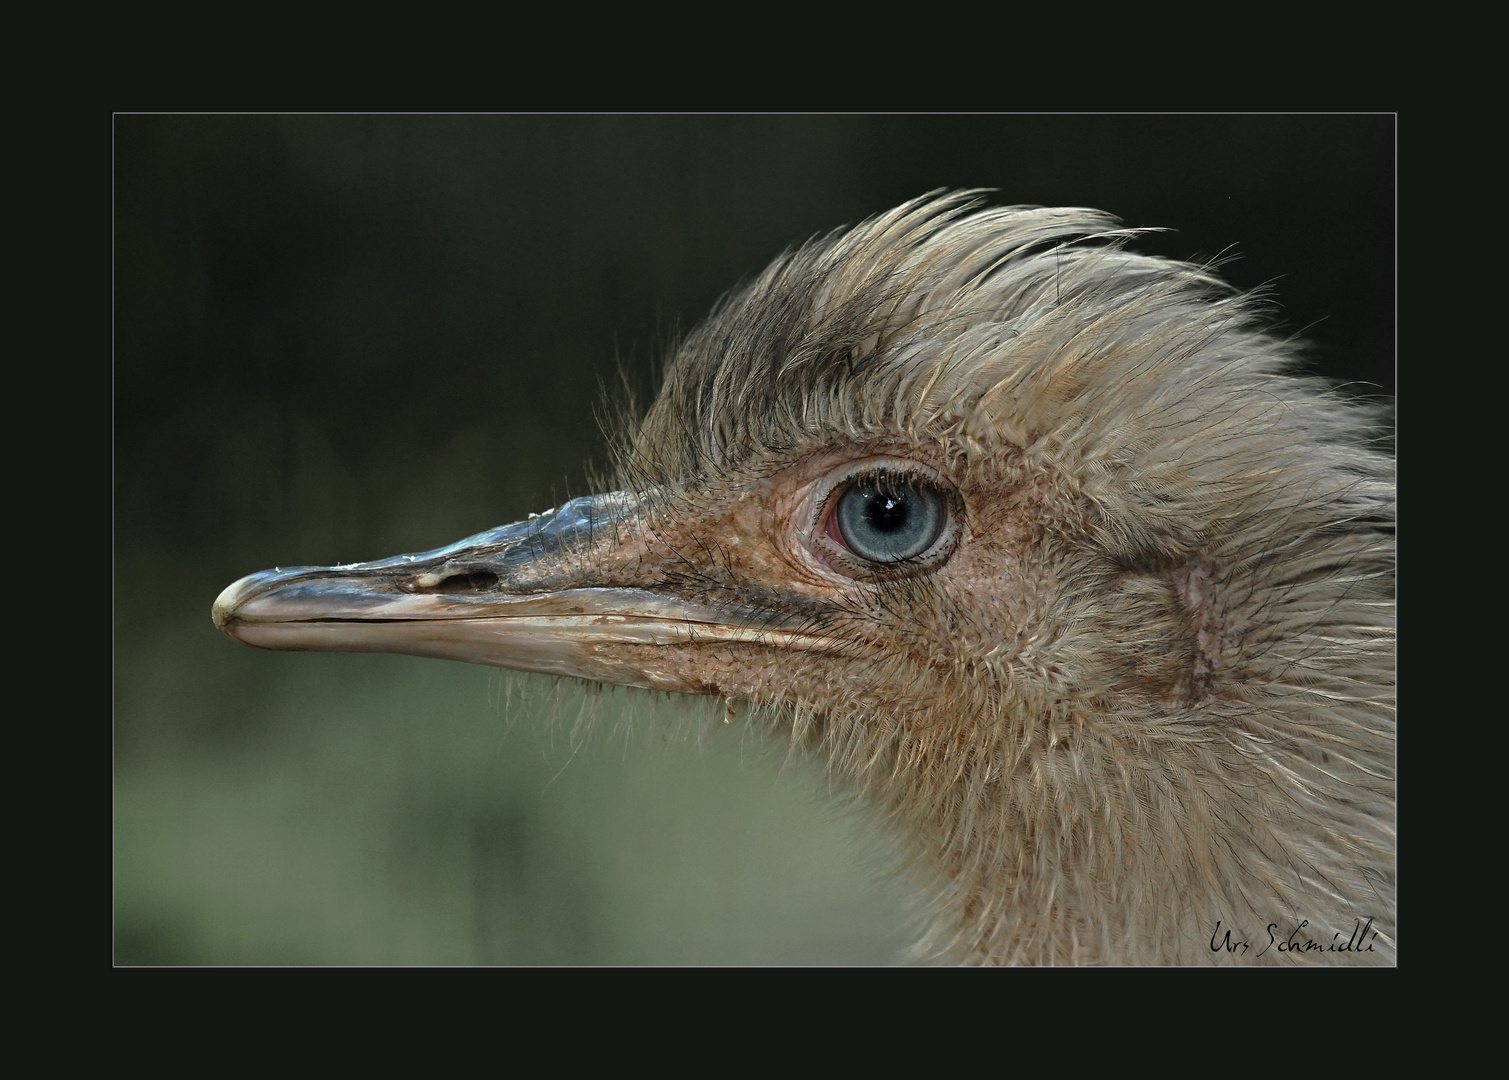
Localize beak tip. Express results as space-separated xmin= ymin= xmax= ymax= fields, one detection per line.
xmin=213 ymin=571 xmax=269 ymax=636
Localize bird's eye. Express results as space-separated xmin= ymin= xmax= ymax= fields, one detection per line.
xmin=829 ymin=474 xmax=946 ymax=564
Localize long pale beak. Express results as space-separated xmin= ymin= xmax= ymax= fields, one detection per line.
xmin=213 ymin=492 xmax=832 ymax=694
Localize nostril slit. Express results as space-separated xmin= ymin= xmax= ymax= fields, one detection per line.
xmin=420 ymin=570 xmax=500 ymax=594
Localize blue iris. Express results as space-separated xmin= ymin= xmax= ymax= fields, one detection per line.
xmin=834 ymin=476 xmax=945 ymax=563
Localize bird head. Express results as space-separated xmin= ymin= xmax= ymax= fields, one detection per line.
xmin=214 ymin=193 xmax=1395 ymax=964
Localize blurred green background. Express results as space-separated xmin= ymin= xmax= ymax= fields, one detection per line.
xmin=114 ymin=115 xmax=1394 ymax=965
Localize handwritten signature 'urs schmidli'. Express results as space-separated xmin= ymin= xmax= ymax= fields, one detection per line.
xmin=1210 ymin=918 xmax=1382 ymax=958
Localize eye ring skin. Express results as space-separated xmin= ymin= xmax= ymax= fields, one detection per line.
xmin=804 ymin=457 xmax=964 ymax=580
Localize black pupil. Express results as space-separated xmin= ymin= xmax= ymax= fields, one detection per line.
xmin=865 ymin=492 xmax=910 ymax=533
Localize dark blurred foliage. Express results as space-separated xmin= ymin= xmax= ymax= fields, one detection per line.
xmin=114 ymin=115 xmax=1393 ymax=965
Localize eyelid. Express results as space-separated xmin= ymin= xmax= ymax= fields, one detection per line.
xmin=813 ymin=458 xmax=948 ymax=512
